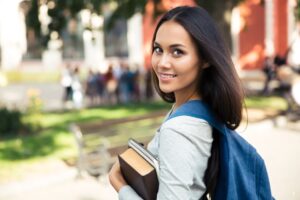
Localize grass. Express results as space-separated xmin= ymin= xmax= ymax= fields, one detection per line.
xmin=245 ymin=95 xmax=287 ymax=110
xmin=0 ymin=101 xmax=170 ymax=182
xmin=0 ymin=96 xmax=287 ymax=182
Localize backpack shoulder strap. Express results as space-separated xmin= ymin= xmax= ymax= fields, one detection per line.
xmin=166 ymin=100 xmax=226 ymax=135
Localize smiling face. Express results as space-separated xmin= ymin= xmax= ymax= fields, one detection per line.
xmin=152 ymin=20 xmax=202 ymax=101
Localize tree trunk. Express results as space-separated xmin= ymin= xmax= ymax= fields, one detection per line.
xmin=213 ymin=5 xmax=233 ymax=52
xmin=197 ymin=0 xmax=242 ymax=53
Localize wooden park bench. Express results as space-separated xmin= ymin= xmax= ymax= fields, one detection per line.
xmin=69 ymin=110 xmax=166 ymax=178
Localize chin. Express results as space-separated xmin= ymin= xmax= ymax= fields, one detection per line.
xmin=159 ymin=87 xmax=174 ymax=94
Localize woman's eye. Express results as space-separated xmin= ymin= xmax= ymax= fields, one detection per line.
xmin=153 ymin=47 xmax=162 ymax=54
xmin=173 ymin=49 xmax=183 ymax=57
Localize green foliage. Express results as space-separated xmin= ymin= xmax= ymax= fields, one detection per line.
xmin=26 ymin=0 xmax=41 ymax=37
xmin=25 ymin=0 xmax=250 ymax=52
xmin=295 ymin=0 xmax=300 ymax=21
xmin=0 ymin=108 xmax=23 ymax=136
xmin=1 ymin=101 xmax=170 ymax=159
xmin=0 ymin=87 xmax=45 ymax=138
xmin=26 ymin=90 xmax=43 ymax=115
xmin=47 ymin=2 xmax=67 ymax=34
xmin=0 ymin=101 xmax=170 ymax=183
xmin=68 ymin=0 xmax=85 ymax=16
xmin=0 ymin=129 xmax=68 ymax=161
xmin=196 ymin=0 xmax=244 ymax=12
xmin=38 ymin=101 xmax=170 ymax=128
xmin=0 ymin=107 xmax=42 ymax=138
xmin=25 ymin=0 xmax=246 ymax=52
xmin=245 ymin=96 xmax=287 ymax=110
xmin=25 ymin=0 xmax=108 ymax=45
xmin=105 ymin=0 xmax=147 ymax=29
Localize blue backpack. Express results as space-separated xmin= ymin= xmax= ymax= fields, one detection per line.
xmin=167 ymin=100 xmax=273 ymax=200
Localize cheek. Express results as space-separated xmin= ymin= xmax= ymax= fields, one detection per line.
xmin=176 ymin=57 xmax=200 ymax=74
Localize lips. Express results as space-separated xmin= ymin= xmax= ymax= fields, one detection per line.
xmin=158 ymin=73 xmax=177 ymax=80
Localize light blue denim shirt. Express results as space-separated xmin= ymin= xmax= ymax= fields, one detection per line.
xmin=118 ymin=115 xmax=213 ymax=200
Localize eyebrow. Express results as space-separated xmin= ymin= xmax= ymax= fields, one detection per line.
xmin=153 ymin=42 xmax=185 ymax=48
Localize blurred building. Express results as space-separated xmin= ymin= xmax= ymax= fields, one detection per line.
xmin=233 ymin=0 xmax=295 ymax=70
xmin=0 ymin=0 xmax=297 ymax=71
xmin=0 ymin=0 xmax=27 ymax=70
xmin=142 ymin=0 xmax=296 ymax=70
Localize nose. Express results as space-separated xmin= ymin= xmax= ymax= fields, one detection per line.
xmin=157 ymin=53 xmax=171 ymax=68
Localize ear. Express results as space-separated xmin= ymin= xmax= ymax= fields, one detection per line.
xmin=202 ymin=62 xmax=210 ymax=69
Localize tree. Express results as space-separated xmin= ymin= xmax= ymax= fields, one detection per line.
xmin=195 ymin=0 xmax=245 ymax=50
xmin=108 ymin=0 xmax=248 ymax=50
xmin=295 ymin=0 xmax=300 ymax=21
xmin=25 ymin=0 xmax=111 ymax=46
xmin=25 ymin=0 xmax=245 ymax=49
xmin=108 ymin=0 xmax=246 ymax=50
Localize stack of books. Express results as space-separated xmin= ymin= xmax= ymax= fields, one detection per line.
xmin=118 ymin=138 xmax=159 ymax=200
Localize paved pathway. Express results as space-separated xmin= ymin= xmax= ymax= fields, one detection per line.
xmin=0 ymin=82 xmax=64 ymax=111
xmin=238 ymin=119 xmax=300 ymax=200
xmin=1 ymin=174 xmax=118 ymax=200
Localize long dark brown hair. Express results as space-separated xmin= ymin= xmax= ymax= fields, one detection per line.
xmin=151 ymin=6 xmax=244 ymax=199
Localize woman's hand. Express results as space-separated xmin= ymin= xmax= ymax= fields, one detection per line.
xmin=108 ymin=160 xmax=128 ymax=192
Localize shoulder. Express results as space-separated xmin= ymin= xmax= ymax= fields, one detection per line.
xmin=167 ymin=100 xmax=224 ymax=132
xmin=162 ymin=115 xmax=211 ymax=129
xmin=160 ymin=116 xmax=213 ymax=144
xmin=157 ymin=116 xmax=213 ymax=177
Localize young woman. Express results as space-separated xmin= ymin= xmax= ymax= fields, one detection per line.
xmin=109 ymin=6 xmax=272 ymax=200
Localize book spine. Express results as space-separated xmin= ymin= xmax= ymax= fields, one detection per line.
xmin=142 ymin=170 xmax=159 ymax=200
xmin=118 ymin=155 xmax=149 ymax=199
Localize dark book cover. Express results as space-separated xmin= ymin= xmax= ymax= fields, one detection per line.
xmin=118 ymin=139 xmax=159 ymax=200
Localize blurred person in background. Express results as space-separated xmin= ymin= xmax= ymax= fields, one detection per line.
xmin=104 ymin=64 xmax=118 ymax=105
xmin=132 ymin=65 xmax=142 ymax=102
xmin=95 ymin=70 xmax=105 ymax=105
xmin=272 ymin=26 xmax=300 ymax=117
xmin=113 ymin=61 xmax=124 ymax=104
xmin=85 ymin=69 xmax=98 ymax=106
xmin=262 ymin=56 xmax=276 ymax=95
xmin=71 ymin=65 xmax=83 ymax=109
xmin=60 ymin=63 xmax=73 ymax=108
xmin=287 ymin=23 xmax=300 ymax=74
xmin=118 ymin=63 xmax=130 ymax=103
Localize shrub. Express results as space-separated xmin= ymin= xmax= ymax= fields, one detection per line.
xmin=26 ymin=88 xmax=43 ymax=114
xmin=0 ymin=106 xmax=42 ymax=137
xmin=0 ymin=108 xmax=23 ymax=136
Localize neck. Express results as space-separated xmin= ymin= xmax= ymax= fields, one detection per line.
xmin=173 ymin=90 xmax=200 ymax=110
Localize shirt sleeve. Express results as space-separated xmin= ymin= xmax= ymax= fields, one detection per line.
xmin=118 ymin=185 xmax=143 ymax=200
xmin=118 ymin=116 xmax=213 ymax=200
xmin=157 ymin=116 xmax=213 ymax=200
